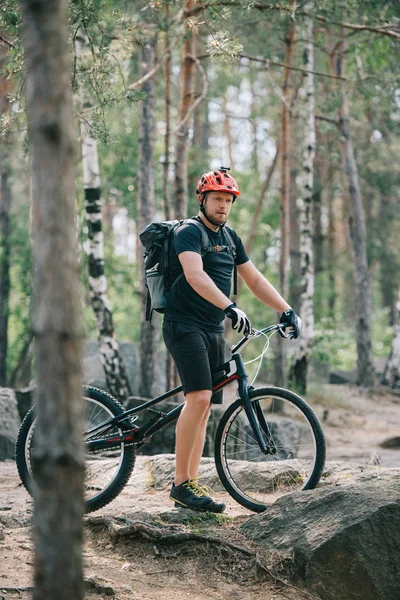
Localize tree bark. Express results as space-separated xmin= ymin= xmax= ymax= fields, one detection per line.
xmin=381 ymin=287 xmax=400 ymax=388
xmin=162 ymin=3 xmax=171 ymax=222
xmin=223 ymin=94 xmax=235 ymax=171
xmin=20 ymin=0 xmax=84 ymax=598
xmin=138 ymin=34 xmax=158 ymax=399
xmin=290 ymin=3 xmax=316 ymax=393
xmin=275 ymin=1 xmax=296 ymax=387
xmin=75 ymin=31 xmax=132 ymax=403
xmin=336 ymin=36 xmax=375 ymax=387
xmin=0 ymin=145 xmax=11 ymax=386
xmin=174 ymin=0 xmax=196 ymax=220
xmin=326 ymin=165 xmax=336 ymax=320
xmin=0 ymin=38 xmax=12 ymax=386
xmin=289 ymin=163 xmax=300 ymax=313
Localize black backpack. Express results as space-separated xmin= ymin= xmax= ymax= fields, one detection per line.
xmin=139 ymin=217 xmax=238 ymax=321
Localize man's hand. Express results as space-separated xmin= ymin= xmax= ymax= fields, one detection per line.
xmin=224 ymin=303 xmax=252 ymax=336
xmin=280 ymin=308 xmax=301 ymax=339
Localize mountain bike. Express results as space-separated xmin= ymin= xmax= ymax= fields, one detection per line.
xmin=16 ymin=322 xmax=326 ymax=514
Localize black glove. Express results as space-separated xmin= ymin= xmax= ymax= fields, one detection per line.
xmin=280 ymin=308 xmax=301 ymax=339
xmin=224 ymin=303 xmax=252 ymax=336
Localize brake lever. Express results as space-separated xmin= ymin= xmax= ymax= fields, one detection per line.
xmin=277 ymin=324 xmax=290 ymax=339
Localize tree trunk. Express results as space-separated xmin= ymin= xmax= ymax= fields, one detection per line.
xmin=381 ymin=287 xmax=400 ymax=388
xmin=236 ymin=145 xmax=279 ymax=299
xmin=336 ymin=37 xmax=375 ymax=387
xmin=289 ymin=163 xmax=300 ymax=313
xmin=326 ymin=166 xmax=337 ymax=320
xmin=0 ymin=40 xmax=12 ymax=386
xmin=275 ymin=1 xmax=296 ymax=387
xmin=290 ymin=3 xmax=316 ymax=394
xmin=138 ymin=34 xmax=158 ymax=399
xmin=75 ymin=31 xmax=132 ymax=403
xmin=174 ymin=0 xmax=196 ymax=220
xmin=0 ymin=147 xmax=11 ymax=386
xmin=223 ymin=94 xmax=235 ymax=170
xmin=162 ymin=3 xmax=171 ymax=222
xmin=20 ymin=0 xmax=84 ymax=598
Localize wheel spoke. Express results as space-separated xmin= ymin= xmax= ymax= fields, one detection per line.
xmin=215 ymin=389 xmax=325 ymax=512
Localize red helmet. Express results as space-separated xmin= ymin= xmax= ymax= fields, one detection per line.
xmin=196 ymin=168 xmax=240 ymax=204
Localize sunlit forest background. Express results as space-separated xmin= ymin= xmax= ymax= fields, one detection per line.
xmin=1 ymin=0 xmax=399 ymax=397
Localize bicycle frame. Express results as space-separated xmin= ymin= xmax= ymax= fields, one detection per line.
xmin=85 ymin=324 xmax=284 ymax=454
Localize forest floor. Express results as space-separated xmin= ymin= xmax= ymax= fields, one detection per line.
xmin=0 ymin=383 xmax=399 ymax=600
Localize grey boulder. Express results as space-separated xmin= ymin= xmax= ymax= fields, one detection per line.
xmin=242 ymin=479 xmax=400 ymax=600
xmin=0 ymin=388 xmax=20 ymax=460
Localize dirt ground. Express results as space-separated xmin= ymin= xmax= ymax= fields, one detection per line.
xmin=0 ymin=383 xmax=399 ymax=600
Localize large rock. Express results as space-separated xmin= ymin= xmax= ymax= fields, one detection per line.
xmin=0 ymin=388 xmax=20 ymax=460
xmin=145 ymin=454 xmax=224 ymax=491
xmin=83 ymin=340 xmax=167 ymax=397
xmin=242 ymin=476 xmax=400 ymax=600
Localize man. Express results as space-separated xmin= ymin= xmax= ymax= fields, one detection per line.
xmin=163 ymin=168 xmax=301 ymax=513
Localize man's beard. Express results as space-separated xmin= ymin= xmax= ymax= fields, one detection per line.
xmin=201 ymin=204 xmax=226 ymax=228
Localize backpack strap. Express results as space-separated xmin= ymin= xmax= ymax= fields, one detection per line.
xmin=185 ymin=217 xmax=212 ymax=255
xmin=222 ymin=225 xmax=238 ymax=295
xmin=186 ymin=217 xmax=238 ymax=296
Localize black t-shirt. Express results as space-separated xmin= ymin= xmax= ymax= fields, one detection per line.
xmin=164 ymin=218 xmax=249 ymax=332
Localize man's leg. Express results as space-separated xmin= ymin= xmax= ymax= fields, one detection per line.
xmin=174 ymin=390 xmax=211 ymax=486
xmin=188 ymin=403 xmax=212 ymax=479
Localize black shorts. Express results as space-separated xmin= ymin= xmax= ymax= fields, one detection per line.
xmin=162 ymin=320 xmax=227 ymax=403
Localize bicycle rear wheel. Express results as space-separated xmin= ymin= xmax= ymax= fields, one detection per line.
xmin=215 ymin=387 xmax=326 ymax=512
xmin=15 ymin=386 xmax=136 ymax=513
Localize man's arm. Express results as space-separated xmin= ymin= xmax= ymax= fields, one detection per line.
xmin=237 ymin=260 xmax=291 ymax=312
xmin=178 ymin=251 xmax=231 ymax=309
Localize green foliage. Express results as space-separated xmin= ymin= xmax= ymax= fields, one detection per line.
xmin=2 ymin=0 xmax=400 ymax=388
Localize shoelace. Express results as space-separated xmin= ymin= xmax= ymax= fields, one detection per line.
xmin=185 ymin=477 xmax=214 ymax=498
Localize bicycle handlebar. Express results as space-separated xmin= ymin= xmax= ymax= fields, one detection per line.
xmin=230 ymin=323 xmax=288 ymax=354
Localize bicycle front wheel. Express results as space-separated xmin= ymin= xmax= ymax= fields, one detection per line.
xmin=215 ymin=387 xmax=326 ymax=512
xmin=15 ymin=386 xmax=136 ymax=513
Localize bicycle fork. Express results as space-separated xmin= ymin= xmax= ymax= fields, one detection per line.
xmin=234 ymin=354 xmax=270 ymax=455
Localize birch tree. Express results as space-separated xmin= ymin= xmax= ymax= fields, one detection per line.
xmin=20 ymin=0 xmax=84 ymax=597
xmin=291 ymin=3 xmax=316 ymax=393
xmin=381 ymin=287 xmax=400 ymax=388
xmin=275 ymin=1 xmax=296 ymax=387
xmin=76 ymin=31 xmax=132 ymax=403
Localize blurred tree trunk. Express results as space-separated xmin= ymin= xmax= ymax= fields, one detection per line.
xmin=76 ymin=31 xmax=131 ymax=403
xmin=163 ymin=5 xmax=177 ymax=391
xmin=162 ymin=3 xmax=171 ymax=222
xmin=20 ymin=0 xmax=84 ymax=598
xmin=336 ymin=35 xmax=375 ymax=387
xmin=237 ymin=145 xmax=279 ymax=299
xmin=289 ymin=164 xmax=300 ymax=313
xmin=174 ymin=0 xmax=196 ymax=219
xmin=381 ymin=287 xmax=400 ymax=388
xmin=251 ymin=82 xmax=259 ymax=173
xmin=138 ymin=34 xmax=158 ymax=399
xmin=291 ymin=3 xmax=316 ymax=393
xmin=0 ymin=139 xmax=11 ymax=386
xmin=326 ymin=165 xmax=337 ymax=320
xmin=275 ymin=1 xmax=296 ymax=387
xmin=223 ymin=94 xmax=235 ymax=170
xmin=0 ymin=38 xmax=12 ymax=386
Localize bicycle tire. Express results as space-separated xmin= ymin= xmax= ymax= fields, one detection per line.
xmin=15 ymin=386 xmax=136 ymax=513
xmin=214 ymin=387 xmax=326 ymax=513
